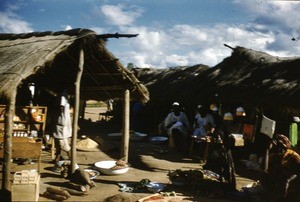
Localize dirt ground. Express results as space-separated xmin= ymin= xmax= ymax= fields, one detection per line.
xmin=1 ymin=107 xmax=256 ymax=202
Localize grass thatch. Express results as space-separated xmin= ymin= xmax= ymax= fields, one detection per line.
xmin=0 ymin=28 xmax=149 ymax=103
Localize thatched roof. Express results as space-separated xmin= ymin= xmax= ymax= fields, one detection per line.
xmin=135 ymin=46 xmax=300 ymax=109
xmin=132 ymin=47 xmax=300 ymax=131
xmin=132 ymin=64 xmax=209 ymax=106
xmin=0 ymin=28 xmax=149 ymax=103
xmin=131 ymin=65 xmax=209 ymax=131
xmin=202 ymin=46 xmax=300 ymax=109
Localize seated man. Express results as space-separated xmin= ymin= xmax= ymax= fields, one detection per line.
xmin=164 ymin=102 xmax=191 ymax=152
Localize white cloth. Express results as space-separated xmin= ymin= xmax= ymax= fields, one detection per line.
xmin=53 ymin=95 xmax=72 ymax=139
xmin=260 ymin=115 xmax=276 ymax=138
xmin=164 ymin=112 xmax=190 ymax=136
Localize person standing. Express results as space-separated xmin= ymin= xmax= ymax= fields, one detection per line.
xmin=51 ymin=90 xmax=72 ymax=172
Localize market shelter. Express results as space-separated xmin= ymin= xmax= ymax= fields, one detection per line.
xmin=0 ymin=28 xmax=149 ymax=198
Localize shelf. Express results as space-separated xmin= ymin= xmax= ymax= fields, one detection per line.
xmin=0 ymin=105 xmax=47 ymax=138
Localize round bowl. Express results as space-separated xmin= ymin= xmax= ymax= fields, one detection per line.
xmin=146 ymin=182 xmax=165 ymax=193
xmin=84 ymin=169 xmax=100 ymax=180
xmin=107 ymin=132 xmax=148 ymax=141
xmin=131 ymin=132 xmax=147 ymax=141
xmin=106 ymin=133 xmax=122 ymax=140
xmin=94 ymin=160 xmax=129 ymax=175
xmin=149 ymin=136 xmax=168 ymax=145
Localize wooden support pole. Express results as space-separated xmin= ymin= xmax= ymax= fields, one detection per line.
xmin=121 ymin=89 xmax=130 ymax=162
xmin=264 ymin=146 xmax=270 ymax=172
xmin=1 ymin=90 xmax=16 ymax=198
xmin=71 ymin=49 xmax=84 ymax=173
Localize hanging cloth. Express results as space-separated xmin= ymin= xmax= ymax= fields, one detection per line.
xmin=289 ymin=123 xmax=298 ymax=147
xmin=243 ymin=124 xmax=254 ymax=142
xmin=260 ymin=115 xmax=276 ymax=139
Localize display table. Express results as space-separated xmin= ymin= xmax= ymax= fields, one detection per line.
xmin=189 ymin=136 xmax=212 ymax=161
xmin=0 ymin=137 xmax=42 ymax=173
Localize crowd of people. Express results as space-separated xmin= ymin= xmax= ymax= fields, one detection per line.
xmin=161 ymin=101 xmax=300 ymax=199
xmin=162 ymin=102 xmax=226 ymax=155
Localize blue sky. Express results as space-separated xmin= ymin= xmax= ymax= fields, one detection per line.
xmin=1 ymin=0 xmax=300 ymax=68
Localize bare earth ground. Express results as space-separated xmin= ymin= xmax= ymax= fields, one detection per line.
xmin=1 ymin=107 xmax=256 ymax=202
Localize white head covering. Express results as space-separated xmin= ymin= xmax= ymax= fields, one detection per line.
xmin=293 ymin=116 xmax=300 ymax=122
xmin=236 ymin=107 xmax=246 ymax=116
xmin=224 ymin=112 xmax=234 ymax=121
xmin=172 ymin=102 xmax=180 ymax=106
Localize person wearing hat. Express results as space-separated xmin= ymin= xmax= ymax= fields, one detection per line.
xmin=164 ymin=102 xmax=191 ymax=152
xmin=262 ymin=134 xmax=300 ymax=200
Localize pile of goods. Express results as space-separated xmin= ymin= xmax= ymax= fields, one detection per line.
xmin=42 ymin=186 xmax=87 ymax=201
xmin=76 ymin=137 xmax=99 ymax=151
xmin=94 ymin=159 xmax=130 ymax=175
xmin=42 ymin=164 xmax=97 ymax=201
xmin=167 ymin=169 xmax=224 ymax=198
xmin=111 ymin=159 xmax=129 ymax=170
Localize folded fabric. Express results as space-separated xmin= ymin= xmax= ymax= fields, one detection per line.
xmin=289 ymin=123 xmax=298 ymax=147
xmin=173 ymin=121 xmax=183 ymax=128
xmin=260 ymin=115 xmax=276 ymax=138
xmin=193 ymin=127 xmax=206 ymax=137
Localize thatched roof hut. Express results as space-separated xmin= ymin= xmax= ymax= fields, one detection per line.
xmin=0 ymin=28 xmax=149 ymax=103
xmin=132 ymin=46 xmax=300 ymax=132
xmin=131 ymin=65 xmax=209 ymax=131
xmin=202 ymin=46 xmax=300 ymax=110
xmin=0 ymin=28 xmax=149 ymax=196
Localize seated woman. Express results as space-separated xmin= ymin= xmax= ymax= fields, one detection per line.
xmin=190 ymin=105 xmax=216 ymax=159
xmin=262 ymin=134 xmax=300 ymax=201
xmin=193 ymin=105 xmax=216 ymax=138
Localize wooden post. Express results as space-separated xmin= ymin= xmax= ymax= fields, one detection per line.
xmin=264 ymin=144 xmax=270 ymax=172
xmin=121 ymin=89 xmax=130 ymax=162
xmin=71 ymin=49 xmax=84 ymax=173
xmin=1 ymin=90 xmax=16 ymax=198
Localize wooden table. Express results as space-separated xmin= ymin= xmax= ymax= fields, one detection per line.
xmin=189 ymin=136 xmax=212 ymax=161
xmin=0 ymin=137 xmax=42 ymax=173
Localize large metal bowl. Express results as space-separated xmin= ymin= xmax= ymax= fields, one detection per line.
xmin=94 ymin=160 xmax=129 ymax=175
xmin=106 ymin=132 xmax=147 ymax=141
xmin=149 ymin=136 xmax=168 ymax=145
xmin=131 ymin=132 xmax=147 ymax=141
xmin=146 ymin=182 xmax=165 ymax=193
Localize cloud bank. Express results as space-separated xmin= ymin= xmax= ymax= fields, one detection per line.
xmin=99 ymin=1 xmax=300 ymax=68
xmin=0 ymin=2 xmax=33 ymax=33
xmin=1 ymin=1 xmax=300 ymax=68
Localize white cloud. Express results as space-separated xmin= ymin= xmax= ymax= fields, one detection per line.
xmin=2 ymin=1 xmax=300 ymax=69
xmin=0 ymin=11 xmax=33 ymax=33
xmin=0 ymin=2 xmax=33 ymax=33
xmin=62 ymin=25 xmax=72 ymax=30
xmin=101 ymin=4 xmax=143 ymax=26
xmin=107 ymin=1 xmax=300 ymax=68
xmin=88 ymin=27 xmax=108 ymax=34
xmin=109 ymin=22 xmax=277 ymax=68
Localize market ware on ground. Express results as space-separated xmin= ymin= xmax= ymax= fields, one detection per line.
xmin=76 ymin=138 xmax=100 ymax=151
